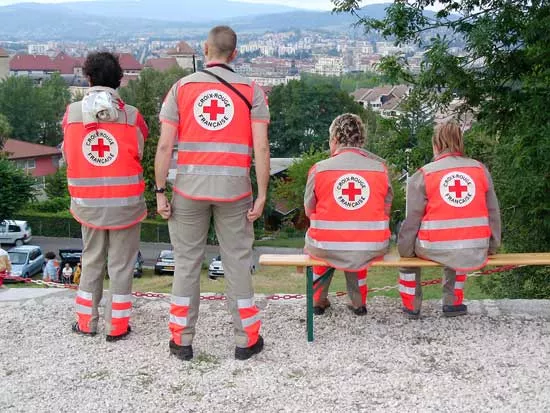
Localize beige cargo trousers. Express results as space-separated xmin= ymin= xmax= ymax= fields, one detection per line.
xmin=168 ymin=194 xmax=260 ymax=348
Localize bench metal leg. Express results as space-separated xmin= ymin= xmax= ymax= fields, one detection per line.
xmin=306 ymin=266 xmax=314 ymax=342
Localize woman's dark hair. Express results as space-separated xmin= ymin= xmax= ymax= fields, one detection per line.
xmin=83 ymin=52 xmax=123 ymax=89
xmin=45 ymin=251 xmax=56 ymax=260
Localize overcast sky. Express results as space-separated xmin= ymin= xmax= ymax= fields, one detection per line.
xmin=0 ymin=0 xmax=388 ymax=10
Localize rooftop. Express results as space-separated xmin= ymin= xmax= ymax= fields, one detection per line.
xmin=2 ymin=139 xmax=61 ymax=160
xmin=167 ymin=41 xmax=196 ymax=56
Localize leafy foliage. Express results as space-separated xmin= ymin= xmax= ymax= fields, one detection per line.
xmin=0 ymin=74 xmax=70 ymax=146
xmin=334 ymin=0 xmax=550 ymax=297
xmin=0 ymin=113 xmax=12 ymax=149
xmin=119 ymin=67 xmax=190 ymax=216
xmin=0 ymin=158 xmax=35 ymax=222
xmin=44 ymin=165 xmax=68 ymax=199
xmin=268 ymin=80 xmax=369 ymax=157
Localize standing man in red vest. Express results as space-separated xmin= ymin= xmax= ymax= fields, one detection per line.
xmin=398 ymin=122 xmax=501 ymax=318
xmin=155 ymin=26 xmax=270 ymax=361
xmin=304 ymin=113 xmax=393 ymax=315
xmin=62 ymin=52 xmax=148 ymax=340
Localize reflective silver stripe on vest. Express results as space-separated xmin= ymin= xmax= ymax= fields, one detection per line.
xmin=177 ymin=165 xmax=249 ymax=177
xmin=417 ymin=238 xmax=489 ymax=250
xmin=76 ymin=304 xmax=92 ymax=315
xmin=241 ymin=313 xmax=261 ymax=328
xmin=358 ymin=278 xmax=367 ymax=287
xmin=72 ymin=195 xmax=145 ymax=207
xmin=237 ymin=298 xmax=255 ymax=309
xmin=179 ymin=142 xmax=252 ymax=155
xmin=420 ymin=217 xmax=489 ymax=230
xmin=172 ymin=296 xmax=191 ymax=307
xmin=399 ymin=272 xmax=416 ymax=282
xmin=310 ymin=220 xmax=389 ymax=231
xmin=68 ymin=174 xmax=143 ymax=187
xmin=399 ymin=285 xmax=416 ymax=295
xmin=455 ymin=282 xmax=465 ymax=290
xmin=112 ymin=294 xmax=132 ymax=304
xmin=112 ymin=309 xmax=131 ymax=319
xmin=169 ymin=314 xmax=188 ymax=327
xmin=77 ymin=290 xmax=93 ymax=301
xmin=306 ymin=235 xmax=389 ymax=251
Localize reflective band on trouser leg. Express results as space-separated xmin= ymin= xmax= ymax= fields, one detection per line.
xmin=75 ymin=289 xmax=94 ymax=333
xmin=110 ymin=294 xmax=132 ymax=336
xmin=399 ymin=272 xmax=417 ymax=311
xmin=237 ymin=298 xmax=261 ymax=347
xmin=169 ymin=296 xmax=190 ymax=346
xmin=357 ymin=270 xmax=368 ymax=305
xmin=454 ymin=273 xmax=467 ymax=305
xmin=312 ymin=266 xmax=330 ymax=303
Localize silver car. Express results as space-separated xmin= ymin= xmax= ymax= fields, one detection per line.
xmin=208 ymin=255 xmax=256 ymax=279
xmin=8 ymin=245 xmax=44 ymax=278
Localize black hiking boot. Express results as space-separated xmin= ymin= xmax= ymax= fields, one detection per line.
xmin=443 ymin=304 xmax=468 ymax=317
xmin=235 ymin=335 xmax=264 ymax=360
xmin=106 ymin=326 xmax=132 ymax=342
xmin=348 ymin=305 xmax=368 ymax=316
xmin=169 ymin=340 xmax=193 ymax=361
xmin=402 ymin=308 xmax=421 ymax=319
xmin=71 ymin=322 xmax=97 ymax=337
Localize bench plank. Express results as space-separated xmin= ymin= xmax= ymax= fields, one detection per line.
xmin=259 ymin=253 xmax=550 ymax=268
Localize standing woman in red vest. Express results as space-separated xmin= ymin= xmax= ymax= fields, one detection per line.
xmin=304 ymin=113 xmax=393 ymax=316
xmin=62 ymin=52 xmax=149 ymax=340
xmin=398 ymin=122 xmax=501 ymax=318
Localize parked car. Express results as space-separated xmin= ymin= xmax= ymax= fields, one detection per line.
xmin=134 ymin=251 xmax=144 ymax=278
xmin=0 ymin=220 xmax=32 ymax=246
xmin=58 ymin=249 xmax=83 ymax=282
xmin=208 ymin=255 xmax=256 ymax=279
xmin=154 ymin=250 xmax=175 ymax=275
xmin=8 ymin=245 xmax=44 ymax=279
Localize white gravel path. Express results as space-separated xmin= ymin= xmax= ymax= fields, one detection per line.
xmin=0 ymin=289 xmax=549 ymax=413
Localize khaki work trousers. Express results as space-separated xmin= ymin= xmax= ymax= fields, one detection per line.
xmin=399 ymin=266 xmax=466 ymax=312
xmin=77 ymin=224 xmax=140 ymax=334
xmin=168 ymin=194 xmax=258 ymax=348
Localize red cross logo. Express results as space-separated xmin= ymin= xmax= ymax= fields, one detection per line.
xmin=203 ymin=100 xmax=225 ymax=121
xmin=449 ymin=180 xmax=468 ymax=198
xmin=91 ymin=138 xmax=110 ymax=158
xmin=342 ymin=182 xmax=362 ymax=201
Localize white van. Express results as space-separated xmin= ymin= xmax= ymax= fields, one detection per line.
xmin=0 ymin=220 xmax=32 ymax=246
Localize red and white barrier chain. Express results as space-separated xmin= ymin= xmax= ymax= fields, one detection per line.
xmin=1 ymin=264 xmax=522 ymax=301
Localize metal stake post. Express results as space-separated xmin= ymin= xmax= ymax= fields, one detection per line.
xmin=306 ymin=266 xmax=314 ymax=342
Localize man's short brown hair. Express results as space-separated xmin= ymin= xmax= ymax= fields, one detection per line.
xmin=207 ymin=26 xmax=237 ymax=58
xmin=432 ymin=121 xmax=464 ymax=154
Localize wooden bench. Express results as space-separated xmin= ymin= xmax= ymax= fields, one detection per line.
xmin=259 ymin=253 xmax=550 ymax=342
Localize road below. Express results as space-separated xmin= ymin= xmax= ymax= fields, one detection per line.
xmin=9 ymin=236 xmax=302 ymax=268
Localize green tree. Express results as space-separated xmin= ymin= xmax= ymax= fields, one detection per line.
xmin=119 ymin=66 xmax=190 ymax=216
xmin=269 ymin=80 xmax=368 ymax=157
xmin=44 ymin=165 xmax=68 ymax=199
xmin=0 ymin=158 xmax=35 ymax=222
xmin=38 ymin=73 xmax=71 ymax=146
xmin=273 ymin=148 xmax=329 ymax=220
xmin=334 ymin=0 xmax=550 ymax=298
xmin=0 ymin=77 xmax=42 ymax=142
xmin=0 ymin=113 xmax=12 ymax=149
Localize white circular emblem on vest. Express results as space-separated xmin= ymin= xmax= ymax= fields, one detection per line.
xmin=193 ymin=90 xmax=234 ymax=131
xmin=82 ymin=129 xmax=118 ymax=167
xmin=333 ymin=173 xmax=370 ymax=210
xmin=439 ymin=171 xmax=476 ymax=207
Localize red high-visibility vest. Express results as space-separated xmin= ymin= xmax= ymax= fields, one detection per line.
xmin=419 ymin=153 xmax=490 ymax=250
xmin=176 ymin=82 xmax=253 ymax=182
xmin=307 ymin=155 xmax=391 ymax=251
xmin=64 ymin=121 xmax=145 ymax=208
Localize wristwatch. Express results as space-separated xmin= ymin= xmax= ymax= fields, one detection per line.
xmin=154 ymin=186 xmax=166 ymax=194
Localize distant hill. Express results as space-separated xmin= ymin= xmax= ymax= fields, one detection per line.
xmin=0 ymin=2 xmax=431 ymax=40
xmin=61 ymin=0 xmax=300 ymax=22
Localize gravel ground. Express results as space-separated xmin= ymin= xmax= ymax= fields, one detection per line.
xmin=1 ymin=289 xmax=549 ymax=413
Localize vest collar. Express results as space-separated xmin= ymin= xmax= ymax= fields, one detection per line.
xmin=434 ymin=151 xmax=463 ymax=162
xmin=333 ymin=147 xmax=369 ymax=158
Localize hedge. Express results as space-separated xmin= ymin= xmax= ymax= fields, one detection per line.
xmin=15 ymin=212 xmax=172 ymax=243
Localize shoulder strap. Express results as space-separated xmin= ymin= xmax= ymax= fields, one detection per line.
xmin=201 ymin=69 xmax=252 ymax=111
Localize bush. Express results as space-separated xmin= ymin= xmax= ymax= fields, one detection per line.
xmin=27 ymin=197 xmax=70 ymax=213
